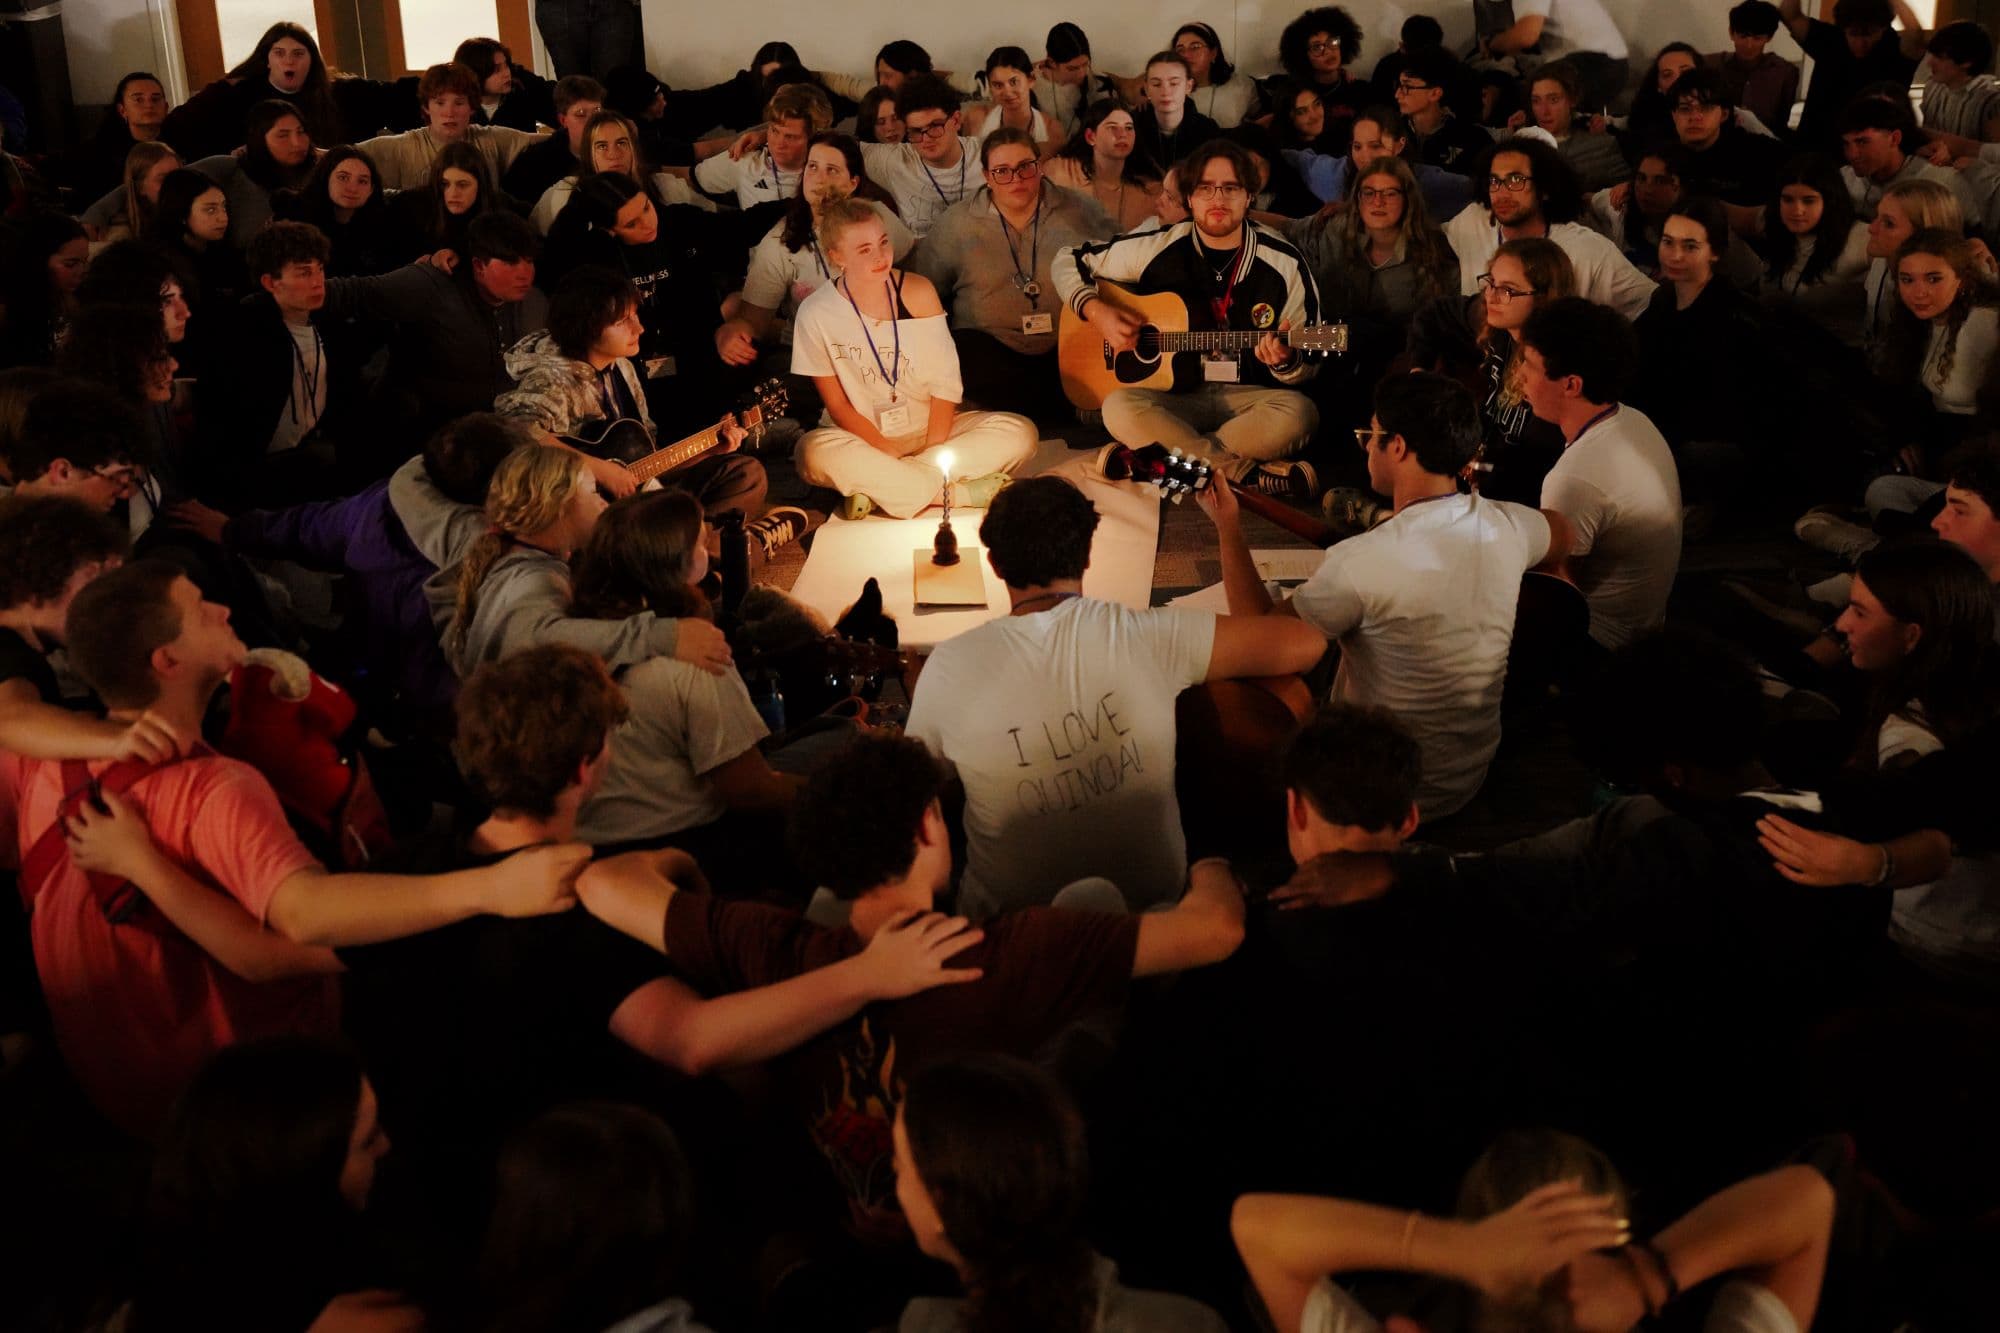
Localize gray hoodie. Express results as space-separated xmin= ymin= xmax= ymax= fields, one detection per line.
xmin=424 ymin=541 xmax=681 ymax=677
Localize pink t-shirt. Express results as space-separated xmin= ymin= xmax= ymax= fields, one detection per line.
xmin=16 ymin=753 xmax=334 ymax=1137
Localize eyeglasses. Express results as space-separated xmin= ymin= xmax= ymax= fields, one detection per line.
xmin=1487 ymin=172 xmax=1535 ymax=193
xmin=1353 ymin=426 xmax=1389 ymax=449
xmin=1357 ymin=186 xmax=1404 ymax=203
xmin=1189 ymin=182 xmax=1247 ymax=200
xmin=1306 ymin=38 xmax=1341 ymax=56
xmin=986 ymin=159 xmax=1041 ymax=183
xmin=1173 ymin=42 xmax=1210 ymax=56
xmin=1477 ymin=273 xmax=1538 ymax=301
xmin=91 ymin=464 xmax=143 ymax=490
xmin=1395 ymin=79 xmax=1433 ymax=94
xmin=905 ymin=120 xmax=951 ymax=141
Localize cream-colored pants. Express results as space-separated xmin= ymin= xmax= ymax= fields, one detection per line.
xmin=1101 ymin=384 xmax=1317 ymax=481
xmin=796 ymin=410 xmax=1039 ymax=518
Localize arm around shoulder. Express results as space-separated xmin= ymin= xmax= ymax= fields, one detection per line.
xmin=1132 ymin=857 xmax=1246 ymax=977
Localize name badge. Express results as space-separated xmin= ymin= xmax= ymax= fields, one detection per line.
xmin=1202 ymin=357 xmax=1241 ymax=383
xmin=878 ymin=404 xmax=912 ymax=435
xmin=1020 ymin=312 xmax=1054 ymax=336
xmin=644 ymin=356 xmax=677 ymax=380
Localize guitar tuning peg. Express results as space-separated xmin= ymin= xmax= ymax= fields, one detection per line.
xmin=1170 ymin=489 xmax=1187 ymax=504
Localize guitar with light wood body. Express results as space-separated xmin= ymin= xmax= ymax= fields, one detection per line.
xmin=1057 ymin=279 xmax=1348 ymax=409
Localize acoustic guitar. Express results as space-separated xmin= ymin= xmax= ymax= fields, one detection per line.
xmin=1057 ymin=279 xmax=1349 ymax=410
xmin=561 ymin=378 xmax=789 ymax=486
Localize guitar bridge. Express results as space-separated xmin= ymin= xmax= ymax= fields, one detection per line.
xmin=1101 ymin=340 xmax=1113 ymax=369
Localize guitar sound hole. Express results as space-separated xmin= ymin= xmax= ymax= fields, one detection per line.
xmin=1136 ymin=328 xmax=1159 ymax=358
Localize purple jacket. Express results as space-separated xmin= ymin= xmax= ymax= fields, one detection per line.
xmin=223 ymin=474 xmax=467 ymax=732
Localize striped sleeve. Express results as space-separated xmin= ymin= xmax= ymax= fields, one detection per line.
xmin=1051 ymin=223 xmax=1189 ymax=315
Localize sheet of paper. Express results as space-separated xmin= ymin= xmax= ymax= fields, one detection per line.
xmin=1251 ymin=548 xmax=1323 ymax=583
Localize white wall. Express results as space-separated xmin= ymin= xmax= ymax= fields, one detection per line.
xmin=640 ymin=0 xmax=1806 ymax=93
xmin=61 ymin=0 xmax=180 ymax=109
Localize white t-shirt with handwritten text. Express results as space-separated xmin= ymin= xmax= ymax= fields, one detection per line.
xmin=790 ymin=278 xmax=963 ymax=430
xmin=906 ymin=597 xmax=1217 ymax=919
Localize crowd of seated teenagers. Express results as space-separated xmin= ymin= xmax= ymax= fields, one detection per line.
xmin=0 ymin=4 xmax=1998 ymax=1333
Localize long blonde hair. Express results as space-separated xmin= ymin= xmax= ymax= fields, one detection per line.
xmin=122 ymin=141 xmax=182 ymax=240
xmin=447 ymin=446 xmax=590 ymax=654
xmin=1311 ymin=155 xmax=1456 ymax=311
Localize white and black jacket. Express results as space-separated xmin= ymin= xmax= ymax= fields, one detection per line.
xmin=1052 ymin=220 xmax=1322 ymax=386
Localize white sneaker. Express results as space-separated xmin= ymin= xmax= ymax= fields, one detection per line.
xmin=1793 ymin=509 xmax=1878 ymax=564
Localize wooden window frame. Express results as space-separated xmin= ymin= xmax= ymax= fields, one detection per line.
xmin=381 ymin=0 xmax=537 ymax=79
xmin=170 ymin=0 xmax=535 ymax=89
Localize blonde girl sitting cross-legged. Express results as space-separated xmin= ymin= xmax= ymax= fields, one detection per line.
xmin=790 ymin=198 xmax=1037 ymax=519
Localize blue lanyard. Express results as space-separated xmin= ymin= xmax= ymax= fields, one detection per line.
xmin=840 ymin=275 xmax=902 ymax=402
xmin=997 ymin=196 xmax=1043 ymax=305
xmin=807 ymin=239 xmax=830 ymax=280
xmin=920 ymin=145 xmax=966 ymax=205
xmin=767 ymin=151 xmax=792 ymax=199
xmin=1567 ymin=402 xmax=1619 ymax=447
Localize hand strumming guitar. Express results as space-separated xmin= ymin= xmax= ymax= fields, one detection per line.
xmin=563 ymin=443 xmax=638 ymax=499
xmin=1083 ymin=293 xmax=1144 ymax=355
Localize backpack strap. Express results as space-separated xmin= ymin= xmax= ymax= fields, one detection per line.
xmin=19 ymin=750 xmax=200 ymax=923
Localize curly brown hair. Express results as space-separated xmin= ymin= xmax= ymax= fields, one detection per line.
xmin=0 ymin=494 xmax=129 ymax=610
xmin=453 ymin=643 xmax=629 ymax=817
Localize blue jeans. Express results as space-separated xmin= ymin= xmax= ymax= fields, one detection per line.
xmin=534 ymin=0 xmax=641 ymax=79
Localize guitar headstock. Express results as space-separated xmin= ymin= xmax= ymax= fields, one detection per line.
xmin=1103 ymin=443 xmax=1215 ymax=504
xmin=735 ymin=378 xmax=791 ymax=436
xmin=1283 ymin=322 xmax=1350 ymax=357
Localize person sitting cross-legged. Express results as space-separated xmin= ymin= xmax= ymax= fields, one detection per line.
xmin=906 ymin=475 xmax=1326 ymax=917
xmin=1054 ymin=138 xmax=1325 ymax=499
xmin=1200 ymin=373 xmax=1571 ymax=822
xmin=791 ymin=198 xmax=1038 ymax=519
xmin=496 ymin=265 xmax=779 ymax=543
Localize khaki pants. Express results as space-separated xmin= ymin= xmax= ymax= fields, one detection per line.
xmin=1101 ymin=384 xmax=1318 ymax=481
xmin=796 ymin=410 xmax=1039 ymax=518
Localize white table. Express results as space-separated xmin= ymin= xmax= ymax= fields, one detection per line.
xmin=786 ymin=452 xmax=1164 ymax=651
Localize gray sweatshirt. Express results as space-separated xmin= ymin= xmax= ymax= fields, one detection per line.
xmin=425 ymin=541 xmax=681 ymax=677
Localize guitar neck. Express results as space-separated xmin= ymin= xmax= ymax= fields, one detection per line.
xmin=627 ymin=422 xmax=726 ymax=484
xmin=1157 ymin=329 xmax=1277 ymax=353
xmin=1228 ymin=480 xmax=1337 ymax=549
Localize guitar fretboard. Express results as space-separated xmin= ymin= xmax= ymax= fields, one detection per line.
xmin=628 ymin=417 xmax=751 ymax=484
xmin=1152 ymin=330 xmax=1278 ymax=351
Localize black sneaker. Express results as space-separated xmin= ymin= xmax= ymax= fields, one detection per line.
xmin=745 ymin=506 xmax=814 ymax=557
xmin=1251 ymin=459 xmax=1319 ymax=500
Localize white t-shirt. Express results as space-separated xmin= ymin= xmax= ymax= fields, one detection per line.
xmin=693 ymin=145 xmax=801 ymax=210
xmin=268 ymin=319 xmax=328 ymax=455
xmin=575 ymin=654 xmax=770 ymax=844
xmin=975 ymin=106 xmax=1055 ymax=146
xmin=1921 ymin=305 xmax=2000 ymax=416
xmin=740 ymin=201 xmax=916 ymax=338
xmin=1442 ymin=207 xmax=1657 ymax=319
xmin=1877 ymin=710 xmax=2000 ymax=980
xmin=860 ymin=138 xmax=982 ymax=236
xmin=1190 ymin=78 xmax=1258 ymax=129
xmin=1514 ymin=0 xmax=1629 ymax=62
xmin=1540 ymin=405 xmax=1681 ymax=649
xmin=905 ymin=596 xmax=1217 ymax=918
xmin=530 ymin=171 xmax=714 ymax=233
xmin=790 ymin=278 xmax=963 ymax=432
xmin=1288 ymin=493 xmax=1552 ymax=818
